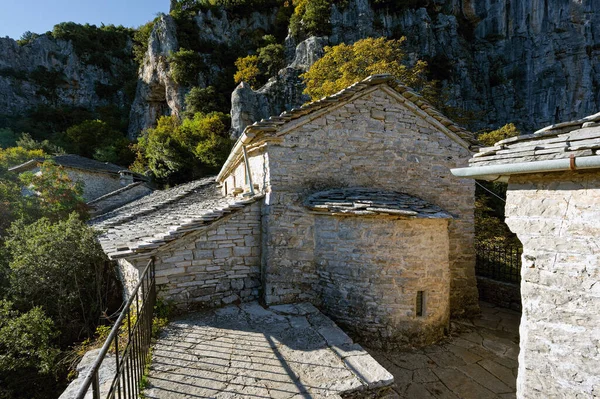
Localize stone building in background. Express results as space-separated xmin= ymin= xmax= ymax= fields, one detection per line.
xmin=452 ymin=111 xmax=600 ymax=398
xmin=10 ymin=154 xmax=152 ymax=214
xmin=94 ymin=75 xmax=479 ymax=347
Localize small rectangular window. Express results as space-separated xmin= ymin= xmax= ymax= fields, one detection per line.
xmin=416 ymin=291 xmax=425 ymax=317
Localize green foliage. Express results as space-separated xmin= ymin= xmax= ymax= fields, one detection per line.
xmin=233 ymin=55 xmax=261 ymax=88
xmin=60 ymin=120 xmax=132 ymax=165
xmin=135 ymin=112 xmax=232 ymax=184
xmin=0 ymin=300 xmax=61 ymax=399
xmin=0 ymin=300 xmax=59 ymax=373
xmin=16 ymin=133 xmax=64 ymax=155
xmin=16 ymin=31 xmax=40 ymax=46
xmin=289 ymin=0 xmax=332 ymax=39
xmin=133 ymin=20 xmax=156 ymax=65
xmin=50 ymin=22 xmax=133 ymax=69
xmin=478 ymin=123 xmax=520 ymax=146
xmin=169 ymin=49 xmax=205 ymax=86
xmin=184 ymin=86 xmax=228 ymax=116
xmin=233 ymin=37 xmax=285 ymax=88
xmin=0 ymin=147 xmax=45 ymax=171
xmin=0 ymin=128 xmax=18 ymax=149
xmin=19 ymin=161 xmax=89 ymax=221
xmin=301 ymin=37 xmax=431 ymax=100
xmin=6 ymin=214 xmax=111 ymax=345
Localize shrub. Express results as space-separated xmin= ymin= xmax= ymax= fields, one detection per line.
xmin=0 ymin=128 xmax=18 ymax=149
xmin=301 ymin=37 xmax=430 ymax=101
xmin=60 ymin=120 xmax=125 ymax=159
xmin=169 ymin=49 xmax=205 ymax=86
xmin=135 ymin=112 xmax=232 ymax=184
xmin=16 ymin=31 xmax=39 ymax=46
xmin=233 ymin=55 xmax=261 ymax=88
xmin=184 ymin=86 xmax=228 ymax=115
xmin=289 ymin=0 xmax=332 ymax=39
xmin=133 ymin=20 xmax=156 ymax=65
xmin=478 ymin=123 xmax=520 ymax=146
xmin=6 ymin=214 xmax=112 ymax=346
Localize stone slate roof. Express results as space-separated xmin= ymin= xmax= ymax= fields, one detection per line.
xmin=305 ymin=188 xmax=452 ymax=218
xmin=242 ymin=74 xmax=477 ymax=146
xmin=91 ymin=177 xmax=262 ymax=259
xmin=9 ymin=154 xmax=139 ymax=176
xmin=470 ymin=112 xmax=600 ymax=166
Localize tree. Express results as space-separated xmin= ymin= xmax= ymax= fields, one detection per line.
xmin=258 ymin=43 xmax=285 ymax=77
xmin=289 ymin=0 xmax=333 ymax=39
xmin=301 ymin=37 xmax=430 ymax=101
xmin=184 ymin=86 xmax=227 ymax=116
xmin=6 ymin=214 xmax=112 ymax=346
xmin=16 ymin=31 xmax=40 ymax=46
xmin=16 ymin=133 xmax=64 ymax=155
xmin=19 ymin=161 xmax=89 ymax=221
xmin=135 ymin=112 xmax=232 ymax=184
xmin=0 ymin=300 xmax=60 ymax=399
xmin=169 ymin=48 xmax=205 ymax=86
xmin=233 ymin=55 xmax=261 ymax=88
xmin=478 ymin=123 xmax=520 ymax=146
xmin=0 ymin=128 xmax=18 ymax=149
xmin=60 ymin=120 xmax=124 ymax=159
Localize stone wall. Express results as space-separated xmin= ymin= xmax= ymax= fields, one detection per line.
xmin=65 ymin=169 xmax=123 ymax=202
xmin=505 ymin=171 xmax=600 ymax=398
xmin=88 ymin=182 xmax=153 ymax=215
xmin=120 ymin=202 xmax=262 ymax=311
xmin=315 ymin=215 xmax=450 ymax=347
xmin=262 ymin=86 xmax=478 ymax=316
xmin=476 ymin=276 xmax=521 ymax=312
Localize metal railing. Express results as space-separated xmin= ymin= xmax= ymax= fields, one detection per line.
xmin=475 ymin=243 xmax=522 ymax=283
xmin=75 ymin=258 xmax=156 ymax=399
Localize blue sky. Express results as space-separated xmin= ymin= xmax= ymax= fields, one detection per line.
xmin=0 ymin=0 xmax=170 ymax=39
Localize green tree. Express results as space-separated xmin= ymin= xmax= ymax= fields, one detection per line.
xmin=184 ymin=86 xmax=227 ymax=116
xmin=19 ymin=161 xmax=88 ymax=221
xmin=169 ymin=48 xmax=205 ymax=86
xmin=60 ymin=120 xmax=125 ymax=159
xmin=478 ymin=123 xmax=520 ymax=146
xmin=301 ymin=37 xmax=430 ymax=101
xmin=16 ymin=133 xmax=64 ymax=155
xmin=258 ymin=42 xmax=285 ymax=77
xmin=233 ymin=55 xmax=261 ymax=88
xmin=133 ymin=20 xmax=156 ymax=65
xmin=0 ymin=147 xmax=45 ymax=172
xmin=16 ymin=31 xmax=39 ymax=46
xmin=135 ymin=112 xmax=232 ymax=184
xmin=0 ymin=128 xmax=18 ymax=149
xmin=289 ymin=0 xmax=333 ymax=39
xmin=0 ymin=300 xmax=60 ymax=399
xmin=6 ymin=214 xmax=111 ymax=346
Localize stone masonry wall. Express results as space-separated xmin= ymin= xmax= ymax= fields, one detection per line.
xmin=315 ymin=215 xmax=450 ymax=347
xmin=263 ymin=86 xmax=478 ymax=316
xmin=65 ymin=169 xmax=123 ymax=202
xmin=476 ymin=276 xmax=521 ymax=312
xmin=505 ymin=171 xmax=600 ymax=398
xmin=120 ymin=202 xmax=262 ymax=311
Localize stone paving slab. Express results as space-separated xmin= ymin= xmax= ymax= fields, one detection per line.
xmin=368 ymin=302 xmax=520 ymax=399
xmin=144 ymin=302 xmax=393 ymax=398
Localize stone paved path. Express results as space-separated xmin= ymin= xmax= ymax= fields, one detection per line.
xmin=368 ymin=302 xmax=520 ymax=399
xmin=144 ymin=302 xmax=393 ymax=398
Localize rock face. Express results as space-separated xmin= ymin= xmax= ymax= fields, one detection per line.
xmin=231 ymin=0 xmax=600 ymax=136
xmin=128 ymin=14 xmax=181 ymax=138
xmin=0 ymin=35 xmax=131 ymax=117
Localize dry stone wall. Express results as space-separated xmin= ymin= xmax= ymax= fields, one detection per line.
xmin=314 ymin=215 xmax=450 ymax=347
xmin=505 ymin=171 xmax=600 ymax=398
xmin=263 ymin=87 xmax=478 ymax=316
xmin=119 ymin=202 xmax=262 ymax=311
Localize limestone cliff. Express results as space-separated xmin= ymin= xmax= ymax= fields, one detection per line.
xmin=230 ymin=0 xmax=600 ymax=136
xmin=0 ymin=34 xmax=134 ymax=119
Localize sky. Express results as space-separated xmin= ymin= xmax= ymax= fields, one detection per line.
xmin=0 ymin=0 xmax=170 ymax=40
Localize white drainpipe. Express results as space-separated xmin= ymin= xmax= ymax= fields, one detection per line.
xmin=451 ymin=155 xmax=600 ymax=181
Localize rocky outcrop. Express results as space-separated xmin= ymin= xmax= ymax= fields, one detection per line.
xmin=231 ymin=0 xmax=600 ymax=137
xmin=0 ymin=35 xmax=130 ymax=117
xmin=128 ymin=14 xmax=182 ymax=138
xmin=128 ymin=8 xmax=279 ymax=138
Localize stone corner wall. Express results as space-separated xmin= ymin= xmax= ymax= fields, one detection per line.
xmin=118 ymin=202 xmax=262 ymax=312
xmin=504 ymin=170 xmax=600 ymax=398
xmin=262 ymin=86 xmax=478 ymax=317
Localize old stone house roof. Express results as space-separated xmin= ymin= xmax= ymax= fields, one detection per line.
xmin=470 ymin=112 xmax=600 ymax=166
xmin=91 ymin=177 xmax=263 ymax=259
xmin=9 ymin=154 xmax=146 ymax=180
xmin=305 ymin=188 xmax=452 ymax=218
xmin=218 ymin=74 xmax=477 ymax=181
xmin=452 ymin=111 xmax=600 ymax=181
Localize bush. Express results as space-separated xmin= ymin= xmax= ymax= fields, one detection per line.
xmin=478 ymin=123 xmax=520 ymax=146
xmin=301 ymin=37 xmax=430 ymax=100
xmin=16 ymin=31 xmax=39 ymax=46
xmin=184 ymin=86 xmax=228 ymax=115
xmin=169 ymin=49 xmax=205 ymax=86
xmin=135 ymin=112 xmax=232 ymax=184
xmin=133 ymin=20 xmax=156 ymax=65
xmin=6 ymin=214 xmax=112 ymax=346
xmin=0 ymin=128 xmax=18 ymax=149
xmin=233 ymin=55 xmax=261 ymax=88
xmin=60 ymin=120 xmax=125 ymax=159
